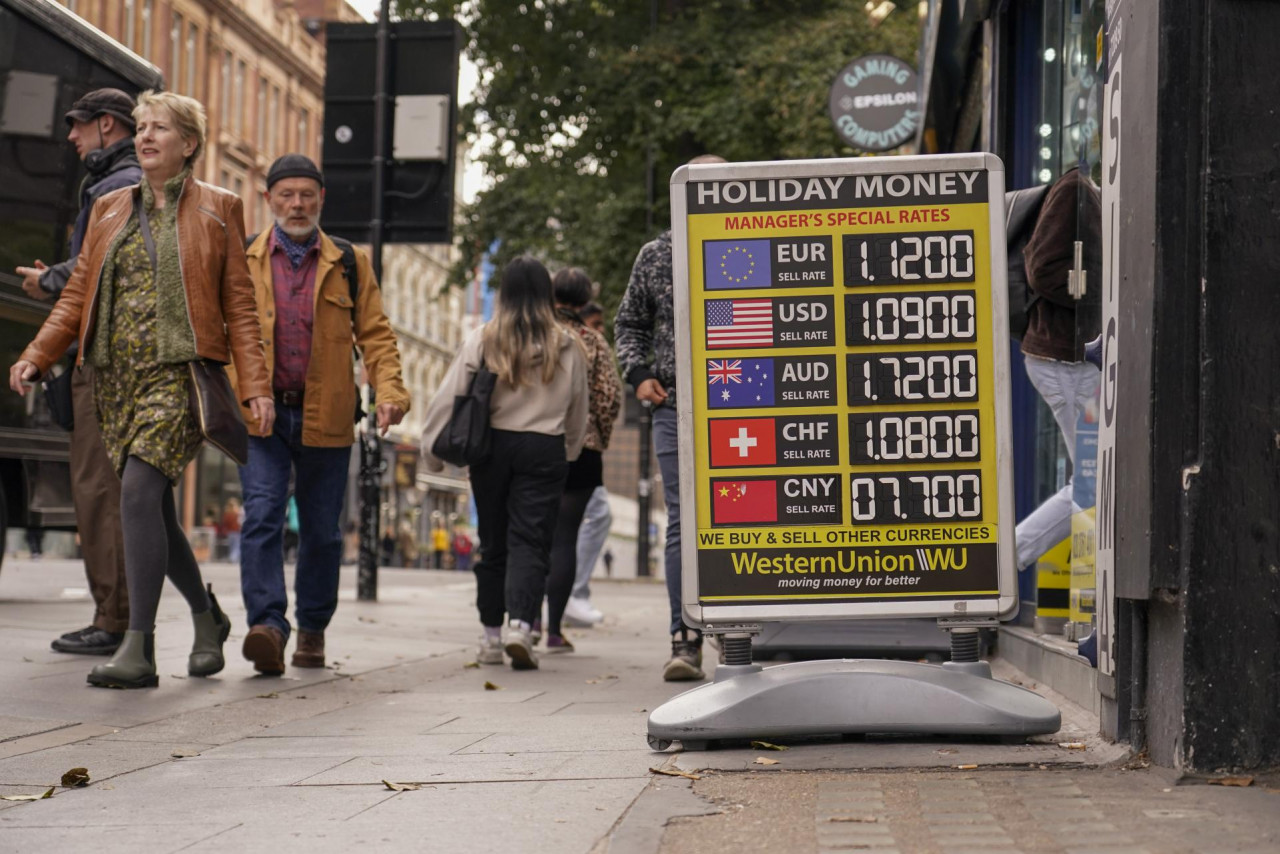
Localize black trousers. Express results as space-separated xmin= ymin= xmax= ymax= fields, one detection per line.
xmin=469 ymin=430 xmax=568 ymax=627
xmin=547 ymin=449 xmax=603 ymax=635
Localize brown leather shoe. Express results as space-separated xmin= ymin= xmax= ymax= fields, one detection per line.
xmin=242 ymin=624 xmax=285 ymax=675
xmin=291 ymin=629 xmax=326 ymax=668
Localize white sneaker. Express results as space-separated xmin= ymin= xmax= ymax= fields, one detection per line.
xmin=564 ymin=596 xmax=602 ymax=628
xmin=476 ymin=634 xmax=503 ymax=665
xmin=503 ymin=622 xmax=539 ymax=670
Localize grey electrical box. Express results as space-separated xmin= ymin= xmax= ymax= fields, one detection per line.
xmin=393 ymin=94 xmax=450 ymax=161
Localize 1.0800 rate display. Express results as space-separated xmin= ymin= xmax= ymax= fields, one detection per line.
xmin=848 ymin=410 xmax=982 ymax=464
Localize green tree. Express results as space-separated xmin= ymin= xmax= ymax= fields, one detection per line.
xmin=397 ymin=0 xmax=920 ymax=317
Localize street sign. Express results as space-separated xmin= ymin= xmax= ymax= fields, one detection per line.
xmin=828 ymin=54 xmax=921 ymax=153
xmin=672 ymin=154 xmax=1016 ymax=629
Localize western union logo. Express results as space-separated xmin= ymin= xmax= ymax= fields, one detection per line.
xmin=729 ymin=547 xmax=969 ymax=575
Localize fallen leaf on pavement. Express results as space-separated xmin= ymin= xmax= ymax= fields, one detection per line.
xmin=382 ymin=780 xmax=423 ymax=791
xmin=955 ymin=764 xmax=978 ymax=770
xmin=463 ymin=662 xmax=480 ymax=669
xmin=828 ymin=816 xmax=878 ymax=823
xmin=256 ymin=692 xmax=279 ymax=699
xmin=1057 ymin=742 xmax=1087 ymax=750
xmin=358 ymin=616 xmax=378 ymax=624
xmin=750 ymin=741 xmax=788 ymax=751
xmin=0 ymin=788 xmax=53 ymax=801
xmin=171 ymin=750 xmax=200 ymax=759
xmin=936 ymin=749 xmax=958 ymax=755
xmin=1208 ymin=776 xmax=1253 ymax=787
xmin=753 ymin=757 xmax=780 ymax=766
xmin=21 ymin=657 xmax=32 ymax=663
xmin=649 ymin=767 xmax=702 ymax=781
xmin=59 ymin=768 xmax=90 ymax=787
xmin=483 ymin=681 xmax=501 ymax=691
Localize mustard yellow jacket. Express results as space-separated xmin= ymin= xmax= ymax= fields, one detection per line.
xmin=228 ymin=229 xmax=410 ymax=447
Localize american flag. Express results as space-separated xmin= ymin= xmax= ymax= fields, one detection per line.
xmin=707 ymin=359 xmax=743 ymax=385
xmin=706 ymin=299 xmax=774 ymax=348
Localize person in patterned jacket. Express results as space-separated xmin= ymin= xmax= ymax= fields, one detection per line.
xmin=613 ymin=155 xmax=723 ymax=681
xmin=542 ymin=268 xmax=622 ymax=652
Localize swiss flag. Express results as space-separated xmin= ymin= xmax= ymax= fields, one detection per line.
xmin=712 ymin=480 xmax=778 ymax=525
xmin=709 ymin=418 xmax=776 ymax=467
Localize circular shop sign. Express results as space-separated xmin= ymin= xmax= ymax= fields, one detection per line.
xmin=828 ymin=54 xmax=921 ymax=153
xmin=334 ymin=125 xmax=354 ymax=144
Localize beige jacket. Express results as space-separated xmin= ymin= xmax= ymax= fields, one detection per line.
xmin=421 ymin=324 xmax=589 ymax=471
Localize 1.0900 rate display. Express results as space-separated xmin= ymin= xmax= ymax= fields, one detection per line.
xmin=845 ymin=291 xmax=978 ymax=346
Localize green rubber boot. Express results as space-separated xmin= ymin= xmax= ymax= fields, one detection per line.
xmin=87 ymin=630 xmax=158 ymax=689
xmin=189 ymin=585 xmax=231 ymax=677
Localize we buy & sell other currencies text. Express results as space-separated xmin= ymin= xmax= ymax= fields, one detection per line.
xmin=671 ymin=155 xmax=1017 ymax=624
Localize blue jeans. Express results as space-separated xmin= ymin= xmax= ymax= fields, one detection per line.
xmin=573 ymin=485 xmax=611 ymax=600
xmin=653 ymin=406 xmax=695 ymax=636
xmin=238 ymin=405 xmax=352 ymax=640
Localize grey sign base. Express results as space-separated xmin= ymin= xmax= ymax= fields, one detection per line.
xmin=646 ymin=658 xmax=1060 ymax=751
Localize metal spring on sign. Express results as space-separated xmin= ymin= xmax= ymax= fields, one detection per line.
xmin=949 ymin=629 xmax=982 ymax=663
xmin=722 ymin=635 xmax=754 ymax=666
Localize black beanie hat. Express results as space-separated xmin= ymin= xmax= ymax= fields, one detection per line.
xmin=266 ymin=154 xmax=324 ymax=190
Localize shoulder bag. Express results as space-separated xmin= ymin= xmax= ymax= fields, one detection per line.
xmin=137 ymin=195 xmax=249 ymax=465
xmin=430 ymin=351 xmax=495 ymax=467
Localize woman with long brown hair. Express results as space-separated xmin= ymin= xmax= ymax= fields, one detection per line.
xmin=7 ymin=91 xmax=273 ymax=688
xmin=421 ymin=256 xmax=588 ymax=670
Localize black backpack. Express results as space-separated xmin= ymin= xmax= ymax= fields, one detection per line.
xmin=1004 ymin=184 xmax=1051 ymax=340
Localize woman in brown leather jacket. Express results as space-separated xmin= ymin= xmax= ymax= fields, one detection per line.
xmin=7 ymin=91 xmax=274 ymax=689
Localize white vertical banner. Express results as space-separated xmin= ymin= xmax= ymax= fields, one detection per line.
xmin=1096 ymin=45 xmax=1122 ymax=679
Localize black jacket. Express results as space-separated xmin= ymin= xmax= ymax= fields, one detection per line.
xmin=39 ymin=137 xmax=142 ymax=297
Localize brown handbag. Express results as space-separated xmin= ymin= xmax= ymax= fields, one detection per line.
xmin=188 ymin=359 xmax=249 ymax=465
xmin=136 ymin=195 xmax=249 ymax=466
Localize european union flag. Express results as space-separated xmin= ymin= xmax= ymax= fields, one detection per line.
xmin=704 ymin=239 xmax=772 ymax=290
xmin=708 ymin=358 xmax=775 ymax=408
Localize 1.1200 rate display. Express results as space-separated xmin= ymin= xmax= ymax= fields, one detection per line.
xmin=843 ymin=230 xmax=976 ymax=287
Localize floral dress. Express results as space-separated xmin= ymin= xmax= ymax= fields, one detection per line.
xmin=94 ymin=185 xmax=203 ymax=483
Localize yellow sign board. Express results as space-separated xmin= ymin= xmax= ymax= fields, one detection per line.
xmin=671 ymin=156 xmax=1016 ymax=624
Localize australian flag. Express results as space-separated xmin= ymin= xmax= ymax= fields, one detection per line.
xmin=708 ymin=358 xmax=775 ymax=408
xmin=704 ymin=239 xmax=772 ymax=290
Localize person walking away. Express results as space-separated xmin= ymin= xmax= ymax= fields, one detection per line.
xmin=543 ymin=270 xmax=621 ymax=650
xmin=231 ymin=154 xmax=410 ymax=676
xmin=1014 ymin=168 xmax=1103 ymax=570
xmin=452 ymin=528 xmax=473 ymax=571
xmin=432 ymin=524 xmax=449 ymax=569
xmin=614 ymin=154 xmax=723 ymax=681
xmin=16 ymin=88 xmax=141 ymax=655
xmin=570 ymin=301 xmax=613 ymax=623
xmin=9 ymin=90 xmax=273 ymax=688
xmin=421 ymin=256 xmax=588 ymax=671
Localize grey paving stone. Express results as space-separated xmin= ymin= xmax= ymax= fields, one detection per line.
xmin=294 ymin=749 xmax=657 ymax=785
xmin=0 ymin=739 xmax=209 ymax=787
xmin=200 ymin=732 xmax=485 ymax=759
xmin=0 ymin=823 xmax=235 ymax=853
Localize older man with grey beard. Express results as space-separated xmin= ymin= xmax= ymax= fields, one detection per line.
xmin=229 ymin=154 xmax=410 ymax=677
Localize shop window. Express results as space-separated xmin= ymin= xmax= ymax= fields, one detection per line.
xmin=170 ymin=12 xmax=183 ymax=93
xmin=186 ymin=24 xmax=199 ymax=99
xmin=123 ymin=0 xmax=135 ymax=49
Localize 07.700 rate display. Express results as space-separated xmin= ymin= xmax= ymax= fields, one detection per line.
xmin=849 ymin=471 xmax=983 ymax=525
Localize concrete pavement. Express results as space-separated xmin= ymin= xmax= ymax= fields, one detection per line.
xmin=0 ymin=557 xmax=1275 ymax=853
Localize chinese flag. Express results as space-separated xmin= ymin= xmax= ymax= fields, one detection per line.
xmin=710 ymin=418 xmax=776 ymax=467
xmin=712 ymin=480 xmax=778 ymax=524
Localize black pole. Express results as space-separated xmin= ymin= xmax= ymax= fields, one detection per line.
xmin=357 ymin=0 xmax=391 ymax=602
xmin=636 ymin=400 xmax=653 ymax=577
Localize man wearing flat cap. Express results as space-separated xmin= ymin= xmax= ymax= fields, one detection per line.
xmin=229 ymin=154 xmax=410 ymax=675
xmin=14 ymin=88 xmax=142 ymax=655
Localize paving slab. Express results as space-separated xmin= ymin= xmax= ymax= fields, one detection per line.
xmin=296 ymin=748 xmax=658 ymax=785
